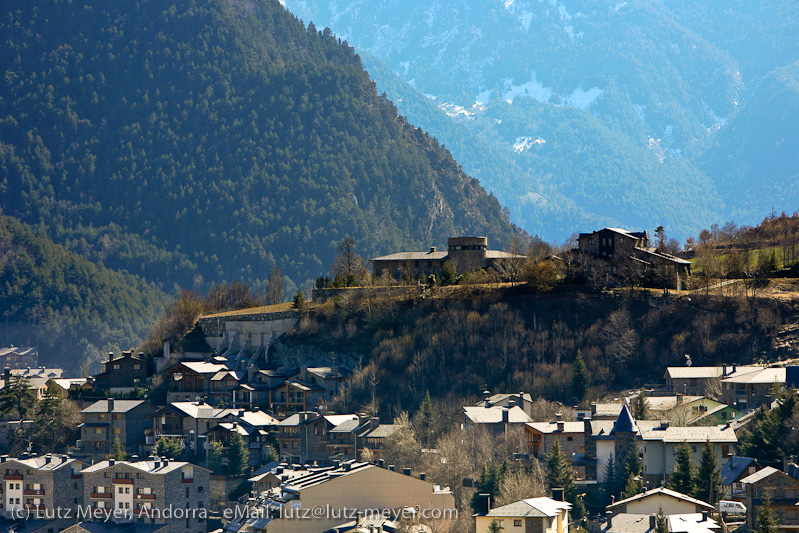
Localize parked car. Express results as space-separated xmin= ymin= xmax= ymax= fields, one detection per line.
xmin=718 ymin=500 xmax=747 ymax=515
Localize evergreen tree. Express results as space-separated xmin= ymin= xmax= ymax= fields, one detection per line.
xmin=602 ymin=453 xmax=620 ymax=500
xmin=655 ymin=505 xmax=669 ymax=533
xmin=695 ymin=440 xmax=722 ymax=505
xmin=416 ymin=391 xmax=435 ymax=447
xmin=34 ymin=386 xmax=72 ymax=452
xmin=631 ymin=389 xmax=650 ymax=420
xmin=757 ymin=497 xmax=777 ymax=533
xmin=621 ymin=444 xmax=643 ymax=498
xmin=292 ymin=290 xmax=307 ymax=312
xmin=471 ymin=461 xmax=510 ymax=512
xmin=488 ymin=519 xmax=502 ymax=533
xmin=546 ymin=441 xmax=575 ymax=500
xmin=108 ymin=438 xmax=127 ymax=461
xmin=208 ymin=440 xmax=224 ymax=474
xmin=227 ymin=433 xmax=250 ymax=475
xmin=668 ymin=442 xmax=697 ymax=496
xmin=571 ymin=350 xmax=591 ymax=405
xmin=0 ymin=376 xmax=37 ymax=419
xmin=156 ymin=437 xmax=183 ymax=460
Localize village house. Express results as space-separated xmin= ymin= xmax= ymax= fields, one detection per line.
xmin=477 ymin=392 xmax=534 ymax=418
xmin=94 ymin=351 xmax=151 ymax=394
xmin=165 ymin=361 xmax=228 ymax=403
xmin=475 ymin=496 xmax=571 ymax=533
xmin=0 ymin=346 xmax=38 ymax=369
xmin=526 ymin=415 xmax=585 ymax=460
xmin=665 ymin=364 xmax=762 ymax=396
xmin=575 ymin=228 xmax=692 ymax=288
xmin=205 ymin=408 xmax=279 ymax=465
xmin=371 ymin=236 xmax=525 ymax=278
xmin=0 ymin=367 xmax=64 ymax=401
xmin=721 ymin=366 xmax=787 ymax=410
xmin=80 ymin=458 xmax=210 ymax=533
xmin=720 ymin=456 xmax=761 ymax=500
xmin=463 ymin=405 xmax=533 ymax=435
xmin=78 ymin=399 xmax=157 ymax=458
xmin=0 ymin=454 xmax=85 ymax=518
xmin=151 ymin=400 xmax=237 ymax=452
xmin=741 ymin=466 xmax=799 ymax=532
xmin=228 ymin=461 xmax=455 ymax=533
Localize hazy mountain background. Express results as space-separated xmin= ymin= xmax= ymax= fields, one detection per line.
xmin=281 ymin=0 xmax=799 ymax=239
xmin=0 ymin=0 xmax=518 ymax=368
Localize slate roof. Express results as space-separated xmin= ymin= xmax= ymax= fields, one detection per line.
xmin=371 ymin=251 xmax=449 ymax=262
xmin=81 ymin=399 xmax=149 ymax=414
xmin=526 ymin=421 xmax=585 ymax=434
xmin=160 ymin=401 xmax=236 ymax=420
xmin=722 ymin=367 xmax=786 ymax=384
xmin=463 ymin=406 xmax=533 ymax=424
xmin=328 ymin=419 xmax=361 ymax=433
xmin=175 ymin=361 xmax=228 ymax=374
xmin=720 ymin=457 xmax=758 ymax=486
xmin=740 ymin=466 xmax=788 ymax=485
xmin=82 ymin=459 xmax=208 ymax=475
xmin=361 ymin=424 xmax=399 ymax=439
xmin=639 ymin=424 xmax=739 ymax=444
xmin=610 ymin=404 xmax=639 ymax=434
xmin=666 ymin=366 xmax=763 ymax=379
xmin=484 ymin=497 xmax=571 ymax=518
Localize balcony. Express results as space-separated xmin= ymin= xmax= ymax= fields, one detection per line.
xmin=24 ymin=504 xmax=44 ymax=511
xmin=112 ymin=478 xmax=133 ymax=484
xmin=3 ymin=474 xmax=22 ymax=480
xmin=71 ymin=474 xmax=82 ymax=479
xmin=134 ymin=493 xmax=155 ymax=500
xmin=90 ymin=492 xmax=112 ymax=499
xmin=23 ymin=489 xmax=45 ymax=496
xmin=181 ymin=478 xmax=193 ymax=483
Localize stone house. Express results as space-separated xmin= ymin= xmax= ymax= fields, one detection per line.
xmin=475 ymin=497 xmax=571 ymax=533
xmin=94 ymin=351 xmax=151 ymax=394
xmin=477 ymin=392 xmax=534 ymax=418
xmin=720 ymin=456 xmax=760 ymax=500
xmin=463 ymin=405 xmax=533 ymax=435
xmin=525 ymin=417 xmax=585 ymax=460
xmin=0 ymin=455 xmax=85 ymax=518
xmin=79 ymin=399 xmax=157 ymax=458
xmin=0 ymin=346 xmax=38 ymax=369
xmin=165 ymin=361 xmax=227 ymax=403
xmin=371 ymin=236 xmax=525 ymax=278
xmin=721 ymin=367 xmax=787 ymax=410
xmin=151 ymin=400 xmax=236 ymax=453
xmin=741 ymin=466 xmax=799 ymax=532
xmin=575 ymin=228 xmax=692 ymax=288
xmin=81 ymin=459 xmax=210 ymax=533
xmin=665 ymin=364 xmax=762 ymax=396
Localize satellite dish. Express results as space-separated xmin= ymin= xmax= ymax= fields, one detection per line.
xmin=685 ymin=354 xmax=692 ymax=367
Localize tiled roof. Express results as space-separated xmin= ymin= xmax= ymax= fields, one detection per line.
xmin=722 ymin=367 xmax=786 ymax=384
xmin=371 ymin=251 xmax=449 ymax=262
xmin=81 ymin=400 xmax=149 ymax=414
xmin=640 ymin=424 xmax=738 ymax=443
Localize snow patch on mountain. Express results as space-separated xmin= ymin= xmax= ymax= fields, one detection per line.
xmin=502 ymin=72 xmax=553 ymax=104
xmin=562 ymin=87 xmax=603 ymax=110
xmin=513 ymin=136 xmax=546 ymax=153
xmin=519 ymin=11 xmax=533 ymax=31
xmin=439 ymin=102 xmax=475 ymax=119
xmin=399 ymin=61 xmax=410 ymax=77
xmin=476 ymin=89 xmax=493 ymax=107
xmin=614 ymin=2 xmax=627 ymax=11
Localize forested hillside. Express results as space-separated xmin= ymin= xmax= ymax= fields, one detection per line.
xmin=282 ymin=0 xmax=799 ymax=239
xmin=0 ymin=216 xmax=167 ymax=373
xmin=0 ymin=0 xmax=517 ymax=299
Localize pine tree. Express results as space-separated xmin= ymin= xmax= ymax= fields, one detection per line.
xmin=621 ymin=444 xmax=643 ymax=498
xmin=488 ymin=519 xmax=502 ymax=533
xmin=668 ymin=442 xmax=697 ymax=496
xmin=757 ymin=497 xmax=777 ymax=533
xmin=547 ymin=441 xmax=575 ymax=500
xmin=603 ymin=453 xmax=620 ymax=500
xmin=631 ymin=389 xmax=650 ymax=420
xmin=0 ymin=376 xmax=37 ymax=419
xmin=156 ymin=437 xmax=183 ymax=460
xmin=227 ymin=433 xmax=250 ymax=475
xmin=292 ymin=290 xmax=307 ymax=311
xmin=655 ymin=505 xmax=669 ymax=533
xmin=208 ymin=440 xmax=224 ymax=474
xmin=417 ymin=391 xmax=435 ymax=447
xmin=471 ymin=461 xmax=510 ymax=512
xmin=108 ymin=438 xmax=127 ymax=461
xmin=695 ymin=440 xmax=722 ymax=505
xmin=571 ymin=350 xmax=591 ymax=405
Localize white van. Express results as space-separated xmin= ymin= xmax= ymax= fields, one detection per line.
xmin=718 ymin=500 xmax=747 ymax=515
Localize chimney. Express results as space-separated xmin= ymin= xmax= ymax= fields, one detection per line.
xmin=478 ymin=493 xmax=491 ymax=516
xmin=606 ymin=511 xmax=613 ymax=529
xmin=163 ymin=341 xmax=170 ymax=359
xmin=430 ymin=247 xmax=436 ymax=253
xmin=107 ymin=398 xmax=114 ymax=412
xmin=557 ymin=421 xmax=565 ymax=432
xmin=701 ymin=511 xmax=709 ymax=522
xmin=44 ymin=455 xmax=51 ymax=465
xmin=552 ymin=488 xmax=564 ymax=501
xmin=732 ymin=363 xmax=737 ymax=373
xmin=591 ymin=402 xmax=597 ymax=416
xmin=502 ymin=408 xmax=509 ymax=424
xmin=676 ymin=393 xmax=683 ymax=406
xmin=370 ymin=417 xmax=379 ymax=430
xmin=556 ymin=413 xmax=563 ymax=421
xmin=483 ymin=390 xmax=491 ymax=405
xmin=722 ymin=363 xmax=728 ymax=376
xmin=402 ymin=468 xmax=411 ymax=476
xmin=378 ymin=459 xmax=385 ymax=468
xmin=388 ymin=465 xmax=395 ymax=472
xmin=108 ymin=352 xmax=114 ymax=362
xmin=650 ymin=515 xmax=656 ymax=530
xmin=419 ymin=472 xmax=426 ymax=481
xmin=109 ymin=459 xmax=115 ymax=466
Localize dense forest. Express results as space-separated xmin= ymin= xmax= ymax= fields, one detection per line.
xmin=0 ymin=0 xmax=518 ymax=296
xmin=0 ymin=216 xmax=167 ymax=373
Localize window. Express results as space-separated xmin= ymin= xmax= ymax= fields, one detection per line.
xmin=514 ymin=519 xmax=522 ymax=526
xmin=114 ymin=428 xmax=121 ymax=435
xmin=134 ymin=364 xmax=141 ymax=370
xmin=566 ymin=436 xmax=573 ymax=442
xmin=186 ymin=488 xmax=190 ymax=498
xmin=113 ymin=364 xmax=120 ymax=370
xmin=198 ymin=486 xmax=204 ymax=493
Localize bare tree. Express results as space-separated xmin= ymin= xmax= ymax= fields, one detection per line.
xmin=331 ymin=237 xmax=367 ymax=286
xmin=266 ymin=265 xmax=284 ymax=305
xmin=495 ymin=463 xmax=547 ymax=506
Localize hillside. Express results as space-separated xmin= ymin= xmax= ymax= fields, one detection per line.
xmin=0 ymin=216 xmax=168 ymax=373
xmin=281 ymin=0 xmax=799 ymax=239
xmin=0 ymin=0 xmax=518 ymax=296
xmin=282 ymin=286 xmax=798 ymax=416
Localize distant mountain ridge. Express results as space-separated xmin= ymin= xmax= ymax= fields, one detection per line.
xmin=282 ymin=0 xmax=799 ymax=239
xmin=0 ymin=0 xmax=518 ymax=296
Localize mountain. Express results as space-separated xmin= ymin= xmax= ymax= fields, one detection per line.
xmin=0 ymin=0 xmax=518 ymax=297
xmin=0 ymin=216 xmax=168 ymax=372
xmin=281 ymin=0 xmax=799 ymax=239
